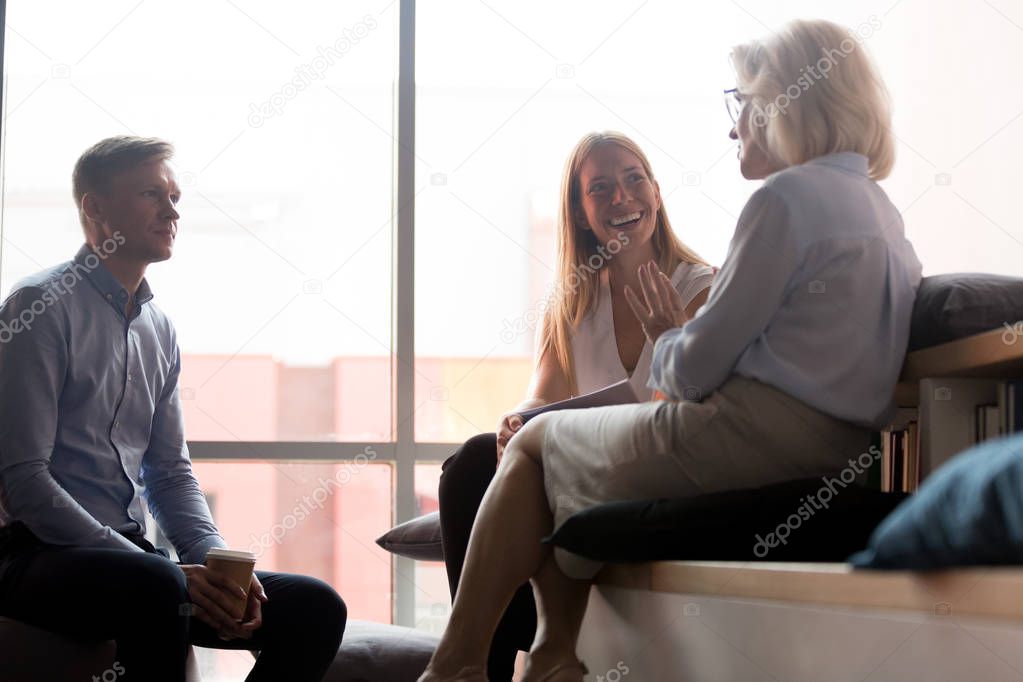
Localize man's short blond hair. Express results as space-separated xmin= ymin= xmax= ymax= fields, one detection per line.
xmin=731 ymin=18 xmax=895 ymax=180
xmin=72 ymin=136 xmax=175 ymax=229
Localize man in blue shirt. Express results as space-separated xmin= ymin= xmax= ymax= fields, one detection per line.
xmin=0 ymin=136 xmax=346 ymax=681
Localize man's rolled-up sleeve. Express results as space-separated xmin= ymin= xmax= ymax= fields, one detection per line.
xmin=141 ymin=342 xmax=226 ymax=565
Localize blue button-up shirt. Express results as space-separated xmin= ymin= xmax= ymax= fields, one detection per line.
xmin=0 ymin=245 xmax=225 ymax=564
xmin=650 ymin=152 xmax=923 ymax=429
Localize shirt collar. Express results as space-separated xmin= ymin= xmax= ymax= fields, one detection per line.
xmin=73 ymin=244 xmax=154 ymax=314
xmin=806 ymin=152 xmax=869 ymax=176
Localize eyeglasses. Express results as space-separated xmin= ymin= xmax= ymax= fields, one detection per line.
xmin=724 ymin=88 xmax=743 ymax=124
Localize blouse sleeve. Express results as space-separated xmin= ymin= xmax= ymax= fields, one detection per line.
xmin=649 ymin=186 xmax=801 ymax=400
xmin=675 ymin=264 xmax=715 ymax=311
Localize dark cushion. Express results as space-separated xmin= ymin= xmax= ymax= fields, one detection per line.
xmin=546 ymin=478 xmax=908 ymax=562
xmin=908 ymin=273 xmax=1023 ymax=351
xmin=375 ymin=511 xmax=443 ymax=562
xmin=325 ymin=619 xmax=439 ymax=682
xmin=0 ymin=617 xmax=116 ymax=681
xmin=850 ymin=434 xmax=1023 ymax=569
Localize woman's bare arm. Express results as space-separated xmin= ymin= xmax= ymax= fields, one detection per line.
xmin=684 ymin=286 xmax=711 ymax=320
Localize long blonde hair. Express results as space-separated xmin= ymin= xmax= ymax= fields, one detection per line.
xmin=731 ymin=18 xmax=895 ymax=180
xmin=538 ymin=131 xmax=707 ymax=395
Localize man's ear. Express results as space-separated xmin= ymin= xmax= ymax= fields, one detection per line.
xmin=81 ymin=193 xmax=105 ymax=228
xmin=80 ymin=193 xmax=106 ymax=245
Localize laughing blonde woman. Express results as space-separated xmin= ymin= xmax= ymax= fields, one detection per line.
xmin=438 ymin=130 xmax=714 ymax=682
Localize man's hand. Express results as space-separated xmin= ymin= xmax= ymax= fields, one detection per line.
xmin=180 ymin=565 xmax=267 ymax=640
xmin=624 ymin=261 xmax=690 ymax=345
xmin=235 ymin=573 xmax=268 ymax=640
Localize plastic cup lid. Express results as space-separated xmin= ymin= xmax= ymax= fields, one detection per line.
xmin=206 ymin=548 xmax=256 ymax=562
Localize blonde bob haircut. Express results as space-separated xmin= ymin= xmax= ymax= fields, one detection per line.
xmin=538 ymin=131 xmax=708 ymax=395
xmin=731 ymin=18 xmax=895 ymax=180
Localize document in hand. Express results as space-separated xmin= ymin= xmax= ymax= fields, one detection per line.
xmin=516 ymin=378 xmax=639 ymax=423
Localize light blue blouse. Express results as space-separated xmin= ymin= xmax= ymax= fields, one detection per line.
xmin=649 ymin=152 xmax=922 ymax=429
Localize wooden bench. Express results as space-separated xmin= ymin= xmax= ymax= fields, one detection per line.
xmin=579 ymin=561 xmax=1023 ymax=681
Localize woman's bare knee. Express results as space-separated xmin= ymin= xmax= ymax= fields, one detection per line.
xmin=504 ymin=413 xmax=551 ymax=465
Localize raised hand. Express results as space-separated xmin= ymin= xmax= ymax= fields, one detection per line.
xmin=624 ymin=260 xmax=690 ymax=345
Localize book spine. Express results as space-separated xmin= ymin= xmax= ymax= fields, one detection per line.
xmin=908 ymin=421 xmax=920 ymax=492
xmin=881 ymin=431 xmax=892 ymax=493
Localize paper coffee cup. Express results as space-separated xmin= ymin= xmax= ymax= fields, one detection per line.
xmin=205 ymin=548 xmax=256 ymax=619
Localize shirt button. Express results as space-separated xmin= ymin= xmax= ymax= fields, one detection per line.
xmin=127 ymin=373 xmax=133 ymax=381
xmin=114 ymin=421 xmax=120 ymax=429
xmin=106 ymin=294 xmax=113 ymax=300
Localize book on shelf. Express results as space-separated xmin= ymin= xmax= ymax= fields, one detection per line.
xmin=919 ymin=378 xmax=1023 ymax=480
xmin=878 ymin=408 xmax=919 ymax=493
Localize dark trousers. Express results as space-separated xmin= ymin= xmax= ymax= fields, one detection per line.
xmin=439 ymin=432 xmax=537 ymax=682
xmin=0 ymin=523 xmax=346 ymax=682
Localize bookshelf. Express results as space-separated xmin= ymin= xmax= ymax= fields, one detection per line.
xmin=890 ymin=323 xmax=1023 ymax=484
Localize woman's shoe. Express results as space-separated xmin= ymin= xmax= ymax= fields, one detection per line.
xmin=416 ymin=664 xmax=488 ymax=682
xmin=525 ymin=660 xmax=589 ymax=682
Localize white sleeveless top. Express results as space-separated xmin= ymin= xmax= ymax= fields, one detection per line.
xmin=570 ymin=262 xmax=715 ymax=398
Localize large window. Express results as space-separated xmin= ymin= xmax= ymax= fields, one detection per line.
xmin=3 ymin=1 xmax=1023 ymax=678
xmin=1 ymin=0 xmax=396 ymax=442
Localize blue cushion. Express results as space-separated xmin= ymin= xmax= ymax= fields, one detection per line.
xmin=850 ymin=433 xmax=1023 ymax=569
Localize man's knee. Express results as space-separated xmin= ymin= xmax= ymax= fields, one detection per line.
xmin=311 ymin=579 xmax=346 ymax=633
xmin=325 ymin=589 xmax=347 ymax=639
xmin=119 ymin=556 xmax=190 ymax=629
xmin=134 ymin=555 xmax=190 ymax=618
xmin=278 ymin=576 xmax=346 ymax=635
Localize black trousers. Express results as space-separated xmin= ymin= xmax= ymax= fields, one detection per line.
xmin=439 ymin=432 xmax=537 ymax=682
xmin=0 ymin=523 xmax=346 ymax=682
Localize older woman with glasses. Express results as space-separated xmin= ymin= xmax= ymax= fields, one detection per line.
xmin=419 ymin=18 xmax=922 ymax=682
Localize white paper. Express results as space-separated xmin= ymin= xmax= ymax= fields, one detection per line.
xmin=516 ymin=378 xmax=640 ymax=422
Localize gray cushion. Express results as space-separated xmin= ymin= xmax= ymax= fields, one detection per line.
xmin=375 ymin=511 xmax=444 ymax=562
xmin=325 ymin=619 xmax=439 ymax=682
xmin=908 ymin=273 xmax=1023 ymax=350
